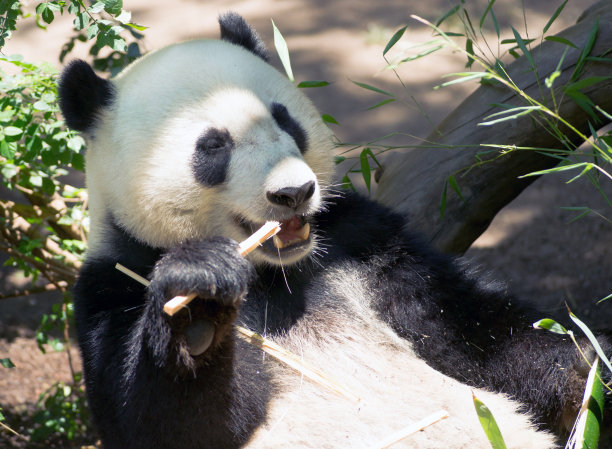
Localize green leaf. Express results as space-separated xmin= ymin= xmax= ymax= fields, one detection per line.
xmin=572 ymin=18 xmax=598 ymax=82
xmin=87 ymin=2 xmax=105 ymax=14
xmin=569 ymin=313 xmax=612 ymax=375
xmin=566 ymin=76 xmax=611 ymax=91
xmin=341 ymin=173 xmax=355 ymax=191
xmin=519 ymin=162 xmax=591 ymax=178
xmin=101 ymin=0 xmax=123 ymax=16
xmin=511 ymin=26 xmax=535 ymax=71
xmin=544 ymin=35 xmax=577 ymax=49
xmin=272 ymin=20 xmax=294 ymax=82
xmin=532 ymin=318 xmax=568 ymax=334
xmin=334 ymin=156 xmax=346 ymax=164
xmin=543 ymin=0 xmax=568 ymax=34
xmin=383 ymin=25 xmax=407 ymax=56
xmin=0 ymin=140 xmax=13 ymax=158
xmin=3 ymin=126 xmax=23 ymax=136
xmin=367 ymin=98 xmax=395 ymax=110
xmin=1 ymin=358 xmax=15 ymax=368
xmin=440 ymin=180 xmax=448 ymax=217
xmin=479 ymin=0 xmax=496 ymax=29
xmin=479 ymin=106 xmax=541 ymax=126
xmin=465 ymin=38 xmax=474 ymax=68
xmin=351 ymin=81 xmax=393 ymax=97
xmin=360 ymin=148 xmax=372 ymax=192
xmin=473 ymin=393 xmax=508 ymax=449
xmin=581 ymin=359 xmax=603 ymax=449
xmin=73 ymin=12 xmax=89 ymax=30
xmin=297 ymin=80 xmax=330 ymax=88
xmin=321 ymin=114 xmax=339 ymax=125
xmin=447 ymin=174 xmax=463 ymax=200
xmin=86 ymin=23 xmax=100 ymax=40
xmin=435 ymin=5 xmax=460 ymax=27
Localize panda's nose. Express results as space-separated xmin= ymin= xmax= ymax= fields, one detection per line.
xmin=266 ymin=181 xmax=315 ymax=209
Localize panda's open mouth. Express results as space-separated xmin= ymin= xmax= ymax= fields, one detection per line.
xmin=235 ymin=215 xmax=312 ymax=256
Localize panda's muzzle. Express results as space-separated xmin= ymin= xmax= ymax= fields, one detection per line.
xmin=235 ymin=214 xmax=312 ymax=255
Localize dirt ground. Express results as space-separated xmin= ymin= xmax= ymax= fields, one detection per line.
xmin=1 ymin=0 xmax=610 ymax=447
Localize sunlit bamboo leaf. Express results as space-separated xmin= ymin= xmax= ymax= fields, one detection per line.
xmin=272 ymin=20 xmax=294 ymax=82
xmin=383 ymin=25 xmax=407 ymax=56
xmin=473 ymin=393 xmax=508 ymax=449
xmin=533 ymin=318 xmax=568 ymax=334
xmin=569 ymin=312 xmax=612 ymax=375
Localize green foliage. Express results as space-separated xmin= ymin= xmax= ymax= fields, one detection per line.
xmin=0 ymin=1 xmax=146 ymax=444
xmin=30 ymin=375 xmax=89 ymax=442
xmin=472 ymin=394 xmax=508 ymax=449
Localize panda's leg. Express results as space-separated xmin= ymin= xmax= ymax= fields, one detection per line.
xmin=367 ymin=247 xmax=610 ymax=435
xmin=74 ymin=237 xmax=269 ymax=449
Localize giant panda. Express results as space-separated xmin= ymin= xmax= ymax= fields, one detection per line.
xmin=58 ymin=12 xmax=608 ymax=449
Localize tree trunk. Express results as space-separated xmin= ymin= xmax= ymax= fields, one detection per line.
xmin=374 ymin=1 xmax=612 ymax=254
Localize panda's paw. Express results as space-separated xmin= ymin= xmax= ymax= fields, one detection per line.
xmin=146 ymin=237 xmax=254 ymax=361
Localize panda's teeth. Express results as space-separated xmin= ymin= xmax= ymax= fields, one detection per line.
xmin=272 ymin=234 xmax=285 ymax=249
xmin=298 ymin=222 xmax=310 ymax=240
xmin=271 ymin=222 xmax=310 ymax=250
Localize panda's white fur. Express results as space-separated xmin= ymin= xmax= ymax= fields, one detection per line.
xmin=243 ymin=267 xmax=556 ymax=448
xmin=86 ymin=39 xmax=334 ymax=264
xmin=58 ymin=13 xmax=601 ymax=449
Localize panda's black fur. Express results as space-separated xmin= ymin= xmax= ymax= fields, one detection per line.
xmin=59 ymin=12 xmax=609 ymax=449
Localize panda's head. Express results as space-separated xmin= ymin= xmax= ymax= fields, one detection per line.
xmin=59 ymin=13 xmax=335 ymax=266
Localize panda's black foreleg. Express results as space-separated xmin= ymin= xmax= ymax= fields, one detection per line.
xmin=74 ymin=237 xmax=267 ymax=449
xmin=143 ymin=236 xmax=254 ymax=369
xmin=368 ymin=245 xmax=609 ymax=436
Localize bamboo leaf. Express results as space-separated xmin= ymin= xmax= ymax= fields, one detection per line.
xmin=572 ymin=18 xmax=598 ymax=81
xmin=447 ymin=175 xmax=463 ymax=200
xmin=297 ymin=80 xmax=330 ymax=88
xmin=383 ymin=25 xmax=407 ymax=56
xmin=367 ymin=98 xmax=395 ymax=110
xmin=533 ymin=318 xmax=568 ymax=334
xmin=435 ymin=5 xmax=460 ymax=27
xmin=473 ymin=393 xmax=508 ymax=449
xmin=569 ymin=313 xmax=612 ymax=375
xmin=479 ymin=106 xmax=541 ymax=126
xmin=511 ymin=26 xmax=535 ymax=71
xmin=272 ymin=20 xmax=294 ymax=82
xmin=351 ymin=81 xmax=393 ymax=97
xmin=479 ymin=0 xmax=496 ymax=29
xmin=360 ymin=148 xmax=372 ymax=192
xmin=544 ymin=35 xmax=577 ymax=49
xmin=440 ymin=180 xmax=448 ymax=217
xmin=519 ymin=162 xmax=590 ymax=178
xmin=321 ymin=114 xmax=339 ymax=125
xmin=543 ymin=0 xmax=568 ymax=34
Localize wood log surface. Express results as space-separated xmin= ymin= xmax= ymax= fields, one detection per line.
xmin=374 ymin=1 xmax=612 ymax=254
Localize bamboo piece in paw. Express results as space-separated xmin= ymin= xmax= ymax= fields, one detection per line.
xmin=162 ymin=221 xmax=281 ymax=316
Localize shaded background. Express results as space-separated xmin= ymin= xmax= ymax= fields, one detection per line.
xmin=1 ymin=0 xmax=610 ymax=444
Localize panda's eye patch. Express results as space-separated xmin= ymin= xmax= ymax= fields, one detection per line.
xmin=196 ymin=128 xmax=234 ymax=152
xmin=271 ymin=102 xmax=307 ymax=154
xmin=191 ymin=128 xmax=234 ymax=187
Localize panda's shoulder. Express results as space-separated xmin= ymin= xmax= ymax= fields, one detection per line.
xmin=317 ymin=192 xmax=428 ymax=257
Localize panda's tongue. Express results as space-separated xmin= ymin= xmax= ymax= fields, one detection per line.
xmin=272 ymin=216 xmax=310 ymax=249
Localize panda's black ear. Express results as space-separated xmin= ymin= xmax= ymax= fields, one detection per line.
xmin=219 ymin=12 xmax=270 ymax=62
xmin=58 ymin=60 xmax=115 ymax=132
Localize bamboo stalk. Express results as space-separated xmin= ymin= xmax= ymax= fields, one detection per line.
xmin=114 ymin=258 xmax=360 ymax=402
xmin=372 ymin=410 xmax=449 ymax=449
xmin=162 ymin=221 xmax=280 ymax=315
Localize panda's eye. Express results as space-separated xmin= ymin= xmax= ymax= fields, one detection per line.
xmin=196 ymin=128 xmax=234 ymax=153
